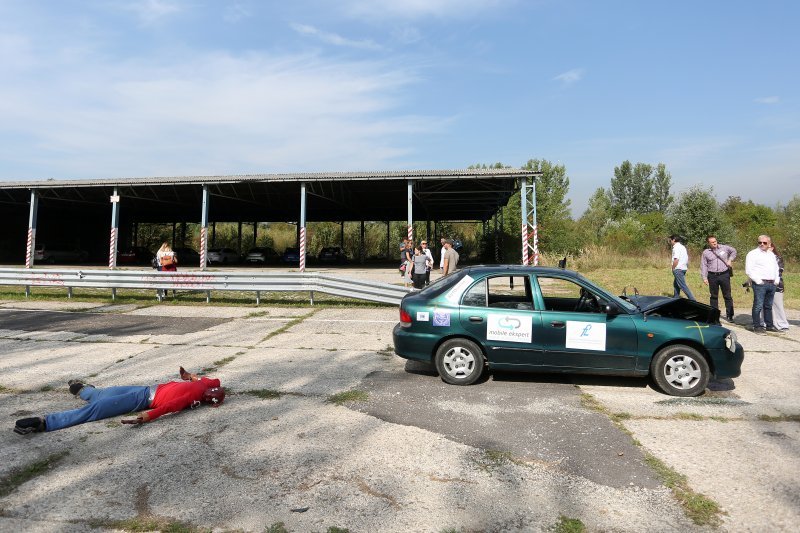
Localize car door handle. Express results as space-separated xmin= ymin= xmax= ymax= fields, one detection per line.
xmin=469 ymin=316 xmax=484 ymax=323
xmin=550 ymin=321 xmax=565 ymax=328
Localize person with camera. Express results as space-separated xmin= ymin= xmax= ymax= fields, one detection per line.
xmin=745 ymin=235 xmax=781 ymax=335
xmin=700 ymin=235 xmax=737 ymax=323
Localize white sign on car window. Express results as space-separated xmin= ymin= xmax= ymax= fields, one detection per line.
xmin=444 ymin=275 xmax=474 ymax=304
xmin=566 ymin=321 xmax=607 ymax=351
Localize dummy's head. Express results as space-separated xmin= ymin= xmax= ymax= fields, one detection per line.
xmin=202 ymin=387 xmax=225 ymax=406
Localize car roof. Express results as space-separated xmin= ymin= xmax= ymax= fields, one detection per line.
xmin=461 ymin=265 xmax=583 ymax=277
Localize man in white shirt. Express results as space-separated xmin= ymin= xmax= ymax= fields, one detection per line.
xmin=669 ymin=235 xmax=695 ymax=300
xmin=745 ymin=234 xmax=781 ymax=334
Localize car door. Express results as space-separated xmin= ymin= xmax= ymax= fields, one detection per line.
xmin=459 ymin=274 xmax=544 ymax=368
xmin=533 ymin=274 xmax=638 ymax=371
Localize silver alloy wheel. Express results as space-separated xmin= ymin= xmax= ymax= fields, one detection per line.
xmin=663 ymin=354 xmax=702 ymax=390
xmin=441 ymin=346 xmax=476 ymax=380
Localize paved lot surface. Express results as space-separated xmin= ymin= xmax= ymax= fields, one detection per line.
xmin=0 ymin=297 xmax=798 ymax=532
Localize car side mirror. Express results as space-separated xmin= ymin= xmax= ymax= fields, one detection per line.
xmin=604 ymin=302 xmax=619 ymax=315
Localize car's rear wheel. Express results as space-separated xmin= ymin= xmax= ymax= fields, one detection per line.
xmin=435 ymin=338 xmax=485 ymax=385
xmin=650 ymin=345 xmax=709 ymax=397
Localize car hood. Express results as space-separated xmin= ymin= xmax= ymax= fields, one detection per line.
xmin=627 ymin=295 xmax=720 ymax=324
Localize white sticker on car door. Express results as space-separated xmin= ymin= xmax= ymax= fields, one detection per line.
xmin=566 ymin=321 xmax=607 ymax=351
xmin=487 ymin=314 xmax=532 ymax=343
xmin=444 ymin=275 xmax=474 ymax=304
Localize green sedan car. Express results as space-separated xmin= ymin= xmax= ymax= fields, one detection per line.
xmin=393 ymin=266 xmax=744 ymax=397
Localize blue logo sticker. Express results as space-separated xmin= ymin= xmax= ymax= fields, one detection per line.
xmin=433 ymin=310 xmax=451 ymax=327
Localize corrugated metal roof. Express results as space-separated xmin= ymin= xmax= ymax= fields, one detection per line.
xmin=0 ymin=168 xmax=540 ymax=189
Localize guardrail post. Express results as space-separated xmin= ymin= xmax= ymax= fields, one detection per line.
xmin=310 ymin=290 xmax=314 ymax=305
xmin=68 ymin=287 xmax=73 ymax=299
xmin=256 ymin=290 xmax=260 ymax=305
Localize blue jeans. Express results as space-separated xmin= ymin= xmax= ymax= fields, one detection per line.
xmin=751 ymin=282 xmax=776 ymax=329
xmin=45 ymin=385 xmax=152 ymax=432
xmin=672 ymin=269 xmax=695 ymax=300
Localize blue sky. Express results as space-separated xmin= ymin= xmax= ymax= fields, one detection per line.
xmin=1 ymin=0 xmax=797 ymax=215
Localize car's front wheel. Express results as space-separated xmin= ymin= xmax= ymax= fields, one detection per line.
xmin=435 ymin=338 xmax=485 ymax=385
xmin=650 ymin=345 xmax=709 ymax=397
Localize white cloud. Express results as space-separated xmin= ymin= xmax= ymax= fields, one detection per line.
xmin=553 ymin=68 xmax=584 ymax=85
xmin=343 ymin=0 xmax=510 ymax=19
xmin=0 ymin=43 xmax=447 ymax=178
xmin=224 ymin=2 xmax=252 ymax=23
xmin=755 ymin=96 xmax=780 ymax=104
xmin=123 ymin=0 xmax=182 ymax=25
xmin=290 ymin=23 xmax=383 ymax=50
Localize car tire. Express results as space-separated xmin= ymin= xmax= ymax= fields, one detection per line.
xmin=650 ymin=344 xmax=709 ymax=397
xmin=435 ymin=338 xmax=485 ymax=386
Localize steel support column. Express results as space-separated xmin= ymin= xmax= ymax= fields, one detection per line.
xmin=25 ymin=190 xmax=39 ymax=269
xmin=299 ymin=183 xmax=307 ymax=272
xmin=109 ymin=187 xmax=120 ymax=269
xmin=200 ymin=185 xmax=209 ymax=270
xmin=520 ymin=177 xmax=538 ymax=265
xmin=407 ymin=179 xmax=414 ymax=243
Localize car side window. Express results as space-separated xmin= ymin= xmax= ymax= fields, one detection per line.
xmin=461 ymin=279 xmax=487 ymax=307
xmin=461 ymin=275 xmax=533 ymax=310
xmin=536 ymin=276 xmax=602 ymax=313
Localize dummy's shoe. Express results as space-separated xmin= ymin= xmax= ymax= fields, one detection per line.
xmin=766 ymin=326 xmax=784 ymax=333
xmin=14 ymin=417 xmax=45 ymax=435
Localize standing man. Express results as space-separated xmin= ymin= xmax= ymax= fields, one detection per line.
xmin=669 ymin=234 xmax=695 ymax=300
xmin=442 ymin=239 xmax=460 ymax=276
xmin=420 ymin=240 xmax=434 ymax=286
xmin=745 ymin=235 xmax=781 ymax=335
xmin=700 ymin=235 xmax=737 ymax=323
xmin=439 ymin=237 xmax=447 ymax=273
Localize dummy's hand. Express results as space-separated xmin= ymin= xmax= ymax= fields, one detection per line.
xmin=180 ymin=366 xmax=192 ymax=381
xmin=121 ymin=416 xmax=144 ymax=425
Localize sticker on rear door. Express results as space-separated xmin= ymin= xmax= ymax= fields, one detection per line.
xmin=487 ymin=314 xmax=532 ymax=343
xmin=416 ymin=311 xmax=429 ymax=321
xmin=566 ymin=321 xmax=607 ymax=351
xmin=432 ymin=309 xmax=451 ymax=327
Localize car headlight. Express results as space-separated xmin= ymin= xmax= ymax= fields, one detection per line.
xmin=725 ymin=331 xmax=738 ymax=353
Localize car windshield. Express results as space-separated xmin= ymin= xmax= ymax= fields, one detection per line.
xmin=572 ymin=272 xmax=638 ymax=312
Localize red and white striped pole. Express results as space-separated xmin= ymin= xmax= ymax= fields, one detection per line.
xmin=299 ymin=226 xmax=306 ymax=272
xmin=199 ymin=226 xmax=208 ymax=268
xmin=25 ymin=228 xmax=35 ymax=269
xmin=521 ymin=223 xmax=529 ymax=266
xmin=108 ymin=227 xmax=118 ymax=269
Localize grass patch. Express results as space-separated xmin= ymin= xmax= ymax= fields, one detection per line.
xmin=265 ymin=523 xmax=289 ymax=533
xmin=758 ymin=414 xmax=800 ymax=423
xmin=245 ymin=310 xmax=270 ymax=318
xmin=579 ymin=392 xmax=635 ymax=436
xmin=674 ymin=412 xmax=705 ymax=421
xmin=644 ymin=453 xmax=724 ymax=526
xmin=203 ymin=356 xmax=237 ymax=372
xmin=0 ymin=451 xmax=69 ymax=498
xmin=261 ymin=312 xmax=316 ymax=343
xmin=0 ymin=385 xmax=16 ymax=394
xmin=244 ymin=389 xmax=283 ymax=400
xmin=38 ymin=385 xmax=54 ymax=392
xmin=326 ymin=528 xmax=350 ymax=533
xmin=326 ymin=389 xmax=368 ymax=405
xmin=554 ymin=515 xmax=586 ymax=533
xmin=97 ymin=517 xmax=198 ymax=532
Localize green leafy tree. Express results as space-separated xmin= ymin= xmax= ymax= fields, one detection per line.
xmin=781 ymin=195 xmax=800 ymax=260
xmin=652 ymin=163 xmax=673 ymax=213
xmin=577 ymin=187 xmax=612 ymax=243
xmin=666 ymin=186 xmax=729 ymax=246
xmin=610 ymin=161 xmax=673 ymax=216
xmin=720 ymin=196 xmax=778 ymax=252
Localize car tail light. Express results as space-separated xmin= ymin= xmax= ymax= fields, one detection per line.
xmin=399 ymin=308 xmax=412 ymax=326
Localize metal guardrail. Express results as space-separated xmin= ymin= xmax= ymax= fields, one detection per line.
xmin=0 ymin=268 xmax=410 ymax=305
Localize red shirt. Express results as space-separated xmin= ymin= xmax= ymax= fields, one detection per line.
xmin=147 ymin=377 xmax=221 ymax=421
